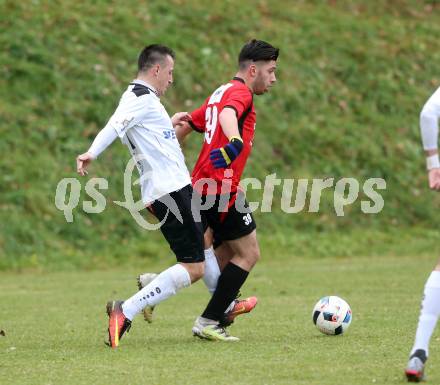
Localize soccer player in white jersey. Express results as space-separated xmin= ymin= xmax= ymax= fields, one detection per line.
xmin=76 ymin=44 xmax=207 ymax=349
xmin=405 ymin=85 xmax=440 ymax=382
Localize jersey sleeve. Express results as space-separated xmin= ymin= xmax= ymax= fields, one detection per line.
xmin=189 ymin=103 xmax=207 ymax=133
xmin=420 ymin=87 xmax=440 ymax=150
xmin=87 ymin=123 xmax=118 ymax=158
xmin=106 ymin=93 xmax=150 ymax=138
xmin=222 ymin=88 xmax=252 ymax=119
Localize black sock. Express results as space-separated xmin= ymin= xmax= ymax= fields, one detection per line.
xmin=411 ymin=349 xmax=427 ymax=364
xmin=201 ymin=262 xmax=249 ymax=322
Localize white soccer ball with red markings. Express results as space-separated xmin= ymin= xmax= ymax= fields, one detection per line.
xmin=312 ymin=296 xmax=352 ymax=335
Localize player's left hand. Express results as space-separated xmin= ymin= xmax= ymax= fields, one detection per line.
xmin=210 ymin=136 xmax=244 ymax=169
xmin=171 ymin=112 xmax=191 ymax=127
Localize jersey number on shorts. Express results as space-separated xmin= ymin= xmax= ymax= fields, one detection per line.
xmin=243 ymin=213 xmax=253 ymax=226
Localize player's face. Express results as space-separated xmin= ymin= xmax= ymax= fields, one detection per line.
xmin=156 ymin=55 xmax=174 ymax=96
xmin=253 ymin=60 xmax=277 ymax=95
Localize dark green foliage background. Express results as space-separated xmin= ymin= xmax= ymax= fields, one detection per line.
xmin=1 ymin=0 xmax=440 ymax=269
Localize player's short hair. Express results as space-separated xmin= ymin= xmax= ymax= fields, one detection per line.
xmin=238 ymin=39 xmax=279 ymax=69
xmin=138 ymin=44 xmax=175 ymax=72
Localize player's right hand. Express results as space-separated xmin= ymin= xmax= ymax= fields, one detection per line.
xmin=171 ymin=112 xmax=191 ymax=127
xmin=209 ymin=136 xmax=244 ymax=169
xmin=428 ymin=168 xmax=440 ymax=190
xmin=76 ymin=152 xmax=94 ymax=176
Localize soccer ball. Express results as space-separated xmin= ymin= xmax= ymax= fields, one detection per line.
xmin=312 ymin=296 xmax=352 ymax=335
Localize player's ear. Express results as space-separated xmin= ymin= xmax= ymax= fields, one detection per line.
xmin=154 ymin=64 xmax=160 ymax=77
xmin=249 ymin=64 xmax=257 ymax=78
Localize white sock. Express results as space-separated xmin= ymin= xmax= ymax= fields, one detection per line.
xmin=122 ymin=264 xmax=191 ymax=320
xmin=202 ymin=247 xmax=236 ymax=314
xmin=202 ymin=247 xmax=220 ymax=295
xmin=410 ymin=270 xmax=440 ymax=357
xmin=198 ymin=316 xmax=218 ymax=326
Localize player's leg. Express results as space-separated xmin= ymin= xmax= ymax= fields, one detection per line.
xmin=138 ymin=229 xmax=212 ymax=322
xmin=138 ymin=226 xmax=217 ymax=322
xmin=201 ymin=228 xmax=220 ymax=295
xmin=199 ymin=229 xmax=259 ymax=324
xmin=193 ymin=230 xmax=259 ymax=341
xmin=137 ymin=189 xmax=258 ymax=331
xmin=107 ymin=185 xmax=205 ymax=348
xmin=194 ymin=192 xmax=259 ymax=341
xmin=137 ymin=228 xmax=219 ymax=323
xmin=139 ymin=238 xmax=256 ymax=324
xmin=108 ymin=262 xmax=202 ymax=348
xmin=210 ymin=240 xmax=258 ymax=324
xmin=405 ymin=258 xmax=440 ymax=382
xmin=213 ymin=238 xmax=232 ymax=271
xmin=137 ymin=273 xmax=158 ymax=322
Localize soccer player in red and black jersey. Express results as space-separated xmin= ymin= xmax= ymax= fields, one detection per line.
xmin=190 ymin=75 xmax=256 ymax=196
xmin=178 ymin=39 xmax=279 ymax=340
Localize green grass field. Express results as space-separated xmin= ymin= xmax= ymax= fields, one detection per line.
xmin=2 ymin=1 xmax=440 ymax=384
xmin=1 ymin=254 xmax=438 ymax=385
xmin=2 ymin=1 xmax=440 ymax=268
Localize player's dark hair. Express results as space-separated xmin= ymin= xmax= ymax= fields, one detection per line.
xmin=138 ymin=44 xmax=175 ymax=72
xmin=238 ymin=39 xmax=279 ymax=69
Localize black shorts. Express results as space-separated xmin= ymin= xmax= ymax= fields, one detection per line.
xmin=198 ymin=191 xmax=257 ymax=245
xmin=149 ymin=184 xmax=205 ymax=263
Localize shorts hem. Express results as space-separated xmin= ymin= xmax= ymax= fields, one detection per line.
xmin=175 ymin=254 xmax=205 ymax=263
xmin=217 ymin=224 xmax=257 ymax=243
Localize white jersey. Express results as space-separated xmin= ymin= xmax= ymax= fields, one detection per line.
xmin=420 ymin=86 xmax=440 ymax=150
xmin=422 ymin=86 xmax=440 ymax=114
xmin=104 ymin=79 xmax=191 ymax=204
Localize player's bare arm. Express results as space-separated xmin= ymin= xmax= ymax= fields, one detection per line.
xmin=210 ymin=107 xmax=244 ymax=169
xmin=171 ymin=112 xmax=193 ymax=144
xmin=174 ymin=120 xmax=193 ymax=144
xmin=219 ymin=107 xmax=241 ymax=139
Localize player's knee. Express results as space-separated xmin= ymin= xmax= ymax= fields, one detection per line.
xmin=190 ymin=261 xmax=205 ymax=281
xmin=203 ymin=229 xmax=213 ymax=249
xmin=250 ymin=248 xmax=261 ymax=265
xmin=242 ymin=247 xmax=260 ymax=266
xmin=255 ymin=248 xmax=261 ymax=263
xmin=197 ymin=261 xmax=205 ymax=279
xmin=181 ymin=261 xmax=205 ymax=282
